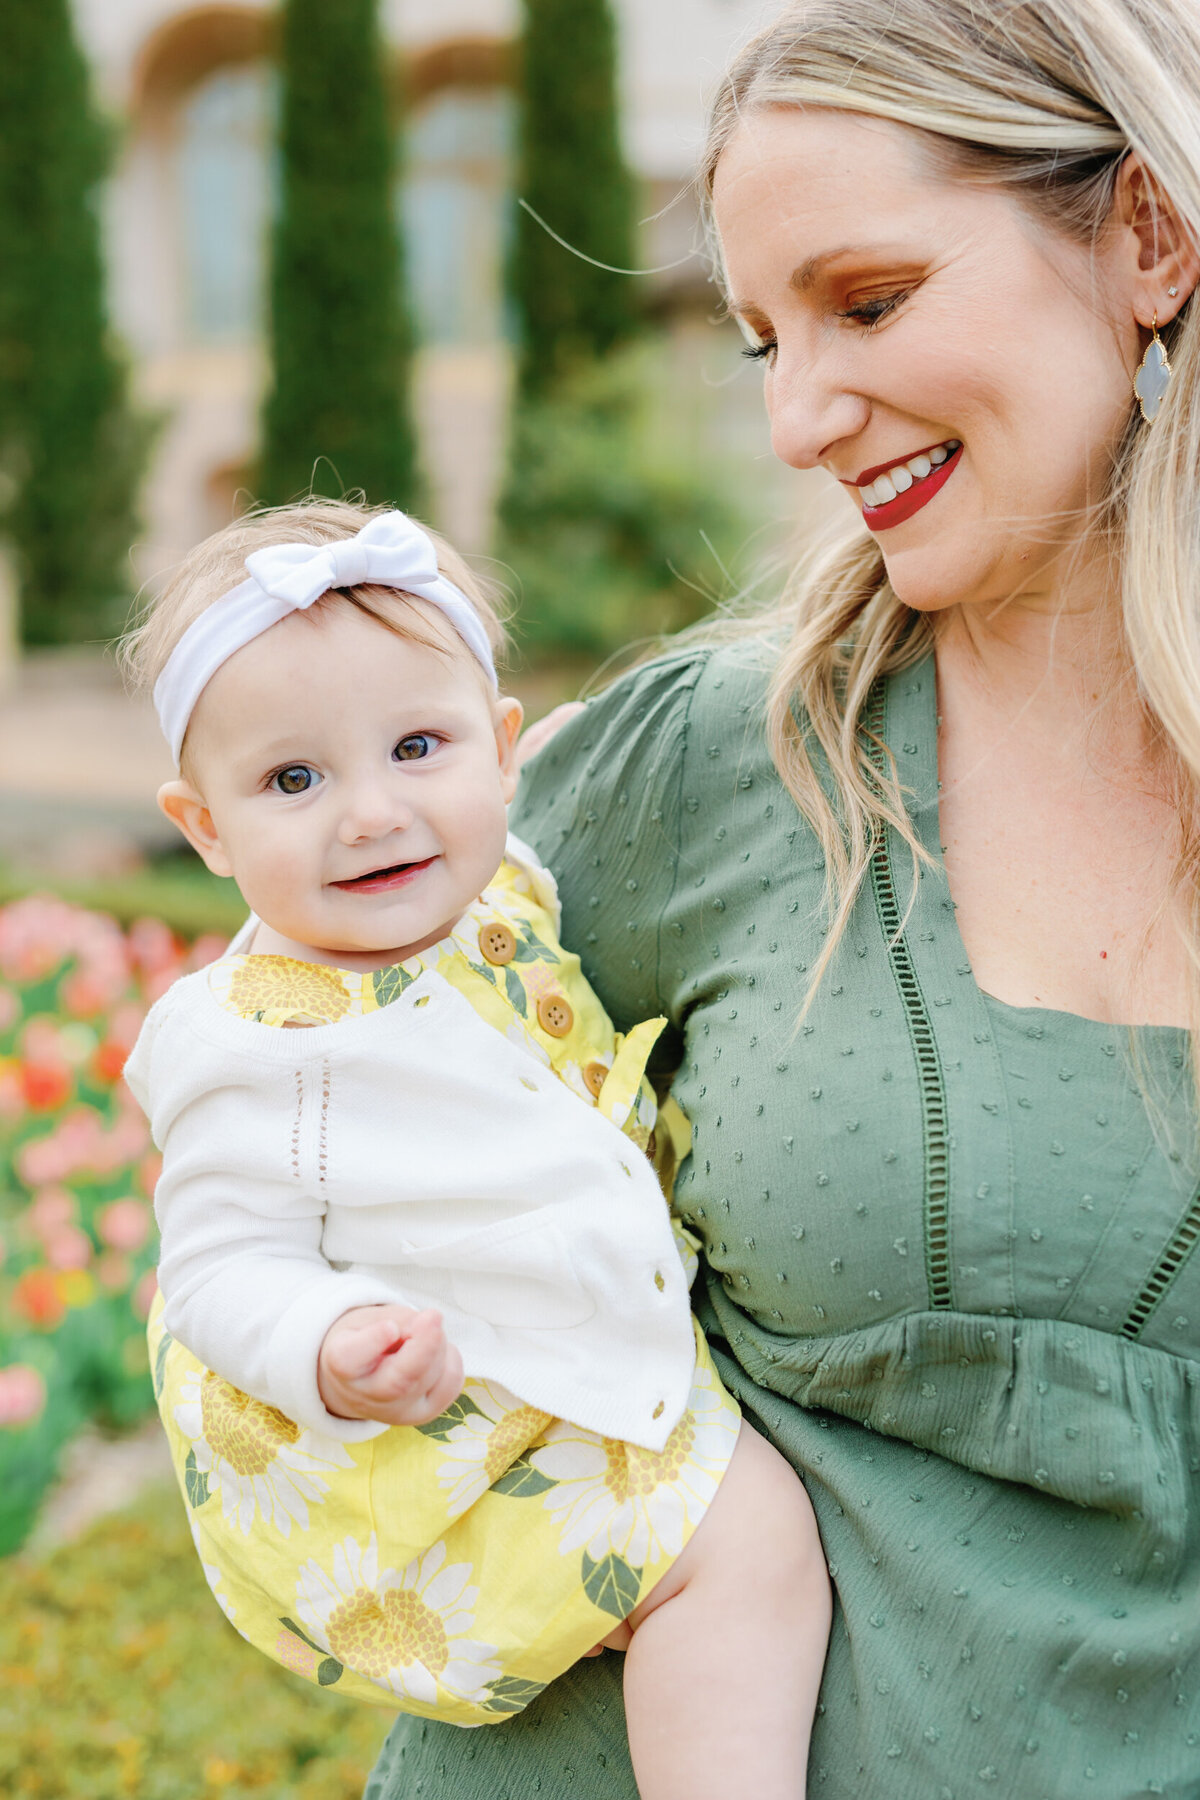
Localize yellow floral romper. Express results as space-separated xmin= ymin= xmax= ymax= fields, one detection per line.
xmin=147 ymin=855 xmax=740 ymax=1724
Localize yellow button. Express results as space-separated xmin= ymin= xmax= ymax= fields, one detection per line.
xmin=479 ymin=921 xmax=517 ymax=965
xmin=536 ymin=994 xmax=574 ymax=1038
xmin=652 ymin=1401 xmax=665 ymax=1420
xmin=583 ymin=1060 xmax=609 ymax=1098
xmin=654 ymin=1270 xmax=665 ymax=1292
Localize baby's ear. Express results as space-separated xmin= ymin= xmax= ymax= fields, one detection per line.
xmin=157 ymin=780 xmax=234 ymax=878
xmin=495 ymin=696 xmax=524 ymax=803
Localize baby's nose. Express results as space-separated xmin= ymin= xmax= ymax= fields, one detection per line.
xmin=339 ymin=781 xmax=412 ymax=841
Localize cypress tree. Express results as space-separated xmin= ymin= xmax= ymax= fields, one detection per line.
xmin=0 ymin=0 xmax=147 ymax=645
xmin=509 ymin=0 xmax=638 ymax=397
xmin=259 ymin=0 xmax=418 ymax=508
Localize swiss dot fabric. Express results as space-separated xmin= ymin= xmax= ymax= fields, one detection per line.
xmin=369 ymin=643 xmax=1200 ymax=1799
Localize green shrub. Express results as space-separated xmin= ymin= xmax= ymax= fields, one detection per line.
xmin=0 ymin=0 xmax=150 ymax=645
xmin=499 ymin=342 xmax=755 ymax=659
xmin=509 ymin=0 xmax=638 ymax=399
xmin=259 ymin=0 xmax=419 ymax=509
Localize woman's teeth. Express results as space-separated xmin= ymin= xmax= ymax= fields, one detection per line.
xmin=861 ymin=440 xmax=959 ymax=508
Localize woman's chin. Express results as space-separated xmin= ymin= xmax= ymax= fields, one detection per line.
xmin=880 ymin=564 xmax=973 ymax=617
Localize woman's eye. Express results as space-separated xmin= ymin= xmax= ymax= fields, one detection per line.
xmin=271 ymin=765 xmax=318 ymax=795
xmin=741 ymin=338 xmax=777 ymax=363
xmin=394 ymin=734 xmax=435 ymax=762
xmin=839 ymin=291 xmax=907 ymax=330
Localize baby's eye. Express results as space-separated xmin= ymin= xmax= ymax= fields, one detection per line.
xmin=271 ymin=765 xmax=319 ymax=795
xmin=394 ymin=734 xmax=435 ymax=762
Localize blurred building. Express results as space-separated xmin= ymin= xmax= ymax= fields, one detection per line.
xmin=70 ymin=0 xmax=781 ymax=584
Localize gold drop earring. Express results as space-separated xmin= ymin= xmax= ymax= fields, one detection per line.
xmin=1134 ymin=312 xmax=1172 ymax=423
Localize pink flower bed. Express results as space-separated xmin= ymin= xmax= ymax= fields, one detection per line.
xmin=0 ymin=894 xmax=227 ymax=1552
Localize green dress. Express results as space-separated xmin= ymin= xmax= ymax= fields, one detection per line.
xmin=365 ymin=643 xmax=1200 ymax=1799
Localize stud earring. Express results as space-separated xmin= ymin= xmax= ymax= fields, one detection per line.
xmin=1168 ymin=284 xmax=1179 ymax=297
xmin=1134 ymin=312 xmax=1173 ymax=422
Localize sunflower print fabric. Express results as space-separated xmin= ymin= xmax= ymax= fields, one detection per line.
xmin=150 ymin=857 xmax=740 ymax=1723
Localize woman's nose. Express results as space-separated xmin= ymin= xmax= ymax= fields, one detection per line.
xmin=766 ymin=348 xmax=870 ymax=472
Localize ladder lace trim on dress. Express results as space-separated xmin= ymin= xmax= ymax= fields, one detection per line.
xmin=864 ymin=680 xmax=953 ymax=1311
xmin=1120 ymin=1184 xmax=1200 ymax=1339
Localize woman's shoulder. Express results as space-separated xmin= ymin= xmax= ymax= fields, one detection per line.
xmin=509 ymin=635 xmax=784 ymax=1033
xmin=513 ymin=637 xmax=776 ymax=834
xmin=591 ymin=635 xmax=776 ymax=730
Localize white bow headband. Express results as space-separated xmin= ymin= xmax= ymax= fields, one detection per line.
xmin=154 ymin=510 xmax=498 ymax=766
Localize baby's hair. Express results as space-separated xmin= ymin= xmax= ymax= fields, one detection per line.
xmin=120 ymin=497 xmax=510 ymax=770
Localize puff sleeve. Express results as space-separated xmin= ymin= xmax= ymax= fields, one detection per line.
xmin=510 ymin=646 xmax=713 ymax=1069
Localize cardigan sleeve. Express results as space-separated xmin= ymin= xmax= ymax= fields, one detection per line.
xmin=510 ymin=646 xmax=713 ymax=1072
xmin=129 ymin=994 xmax=399 ymax=1441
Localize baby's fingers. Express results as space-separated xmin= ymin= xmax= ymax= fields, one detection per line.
xmin=372 ymin=1337 xmax=464 ymax=1427
xmin=420 ymin=1340 xmax=464 ymax=1420
xmin=324 ymin=1304 xmax=430 ymax=1381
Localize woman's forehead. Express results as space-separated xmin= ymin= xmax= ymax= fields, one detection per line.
xmin=713 ymin=105 xmax=922 ymax=185
xmin=713 ymin=111 xmax=948 ymax=279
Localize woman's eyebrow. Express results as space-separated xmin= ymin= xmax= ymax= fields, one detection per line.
xmin=726 ymin=241 xmax=925 ymax=317
xmin=789 ymin=243 xmax=919 ymax=290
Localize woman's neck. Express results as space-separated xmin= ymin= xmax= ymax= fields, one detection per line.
xmin=931 ymin=570 xmax=1159 ymax=778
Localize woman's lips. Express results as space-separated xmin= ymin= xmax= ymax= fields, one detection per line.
xmin=331 ymin=856 xmax=436 ymax=895
xmin=859 ymin=443 xmax=963 ymax=531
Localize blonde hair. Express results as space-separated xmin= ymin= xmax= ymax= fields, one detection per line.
xmin=121 ymin=498 xmax=509 ymax=772
xmin=701 ymin=0 xmax=1200 ymax=1036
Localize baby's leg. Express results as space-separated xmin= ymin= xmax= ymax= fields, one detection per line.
xmin=619 ymin=1421 xmax=830 ymax=1800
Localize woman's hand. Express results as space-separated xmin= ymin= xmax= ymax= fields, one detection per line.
xmin=516 ymin=702 xmax=586 ymax=769
xmin=317 ymin=1303 xmax=464 ymax=1426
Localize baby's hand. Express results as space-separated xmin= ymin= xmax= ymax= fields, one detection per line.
xmin=317 ymin=1304 xmax=464 ymax=1427
xmin=516 ymin=702 xmax=585 ymax=767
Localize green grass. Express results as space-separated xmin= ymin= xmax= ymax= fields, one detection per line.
xmin=0 ymin=858 xmax=248 ymax=939
xmin=0 ymin=1485 xmax=390 ymax=1798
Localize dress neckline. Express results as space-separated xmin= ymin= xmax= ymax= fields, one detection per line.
xmin=893 ymin=655 xmax=1191 ymax=1039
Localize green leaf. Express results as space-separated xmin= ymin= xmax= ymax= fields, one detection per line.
xmin=278 ymin=1616 xmax=324 ymax=1656
xmin=511 ymin=937 xmax=559 ymax=965
xmin=483 ymin=1675 xmax=547 ymax=1715
xmin=372 ymin=964 xmax=413 ymax=1008
xmin=491 ymin=1456 xmax=557 ymax=1498
xmin=504 ymin=965 xmax=527 ymax=1016
xmin=582 ymin=1551 xmax=641 ymax=1620
xmin=416 ymin=1393 xmax=486 ymax=1442
xmin=317 ymin=1657 xmax=344 ymax=1687
xmin=152 ymin=1329 xmax=173 ymax=1400
xmin=184 ymin=1448 xmax=210 ymax=1510
xmin=466 ymin=960 xmax=497 ymax=988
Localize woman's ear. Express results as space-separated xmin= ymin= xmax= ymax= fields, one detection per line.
xmin=157 ymin=780 xmax=235 ymax=878
xmin=1116 ymin=155 xmax=1200 ymax=326
xmin=494 ymin=697 xmax=525 ymax=805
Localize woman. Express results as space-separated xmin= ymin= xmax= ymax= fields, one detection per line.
xmin=366 ymin=1 xmax=1200 ymax=1793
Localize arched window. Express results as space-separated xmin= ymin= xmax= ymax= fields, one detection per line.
xmin=402 ymin=85 xmax=516 ymax=347
xmin=175 ymin=63 xmax=276 ymax=344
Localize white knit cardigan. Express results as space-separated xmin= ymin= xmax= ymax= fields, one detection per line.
xmin=125 ymin=939 xmax=696 ymax=1453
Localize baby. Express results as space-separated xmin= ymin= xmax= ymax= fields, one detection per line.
xmin=124 ymin=500 xmax=830 ymax=1800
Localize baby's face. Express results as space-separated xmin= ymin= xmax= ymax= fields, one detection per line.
xmin=173 ymin=602 xmax=521 ymax=964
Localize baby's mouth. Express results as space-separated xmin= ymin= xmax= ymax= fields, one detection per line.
xmin=331 ymin=856 xmax=436 ymax=894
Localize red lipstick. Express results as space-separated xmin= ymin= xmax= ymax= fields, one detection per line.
xmin=859 ymin=443 xmax=963 ymax=531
